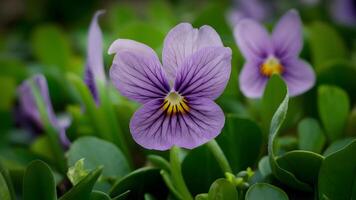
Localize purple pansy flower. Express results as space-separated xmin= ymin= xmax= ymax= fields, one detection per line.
xmin=234 ymin=9 xmax=315 ymax=98
xmin=109 ymin=23 xmax=232 ymax=150
xmin=18 ymin=74 xmax=70 ymax=146
xmin=84 ymin=10 xmax=106 ymax=102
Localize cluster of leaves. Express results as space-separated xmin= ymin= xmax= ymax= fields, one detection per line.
xmin=0 ymin=0 xmax=356 ymax=199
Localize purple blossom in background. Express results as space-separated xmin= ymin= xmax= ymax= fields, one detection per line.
xmin=330 ymin=0 xmax=356 ymax=26
xmin=227 ymin=0 xmax=272 ymax=27
xmin=84 ymin=10 xmax=106 ymax=102
xmin=18 ymin=74 xmax=70 ymax=146
xmin=235 ymin=9 xmax=315 ymax=98
xmin=109 ymin=23 xmax=232 ymax=150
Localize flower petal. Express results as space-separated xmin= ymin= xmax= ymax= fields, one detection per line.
xmin=174 ymin=47 xmax=232 ymax=100
xmin=86 ymin=10 xmax=106 ymax=82
xmin=109 ymin=51 xmax=170 ymax=104
xmin=272 ymin=10 xmax=303 ymax=60
xmin=162 ymin=23 xmax=223 ymax=81
xmin=239 ymin=62 xmax=268 ymax=98
xmin=130 ymin=98 xmax=225 ymax=150
xmin=234 ymin=19 xmax=272 ymax=61
xmin=108 ymin=39 xmax=159 ymax=60
xmin=283 ymin=59 xmax=315 ymax=97
xmin=18 ymin=75 xmax=70 ymax=146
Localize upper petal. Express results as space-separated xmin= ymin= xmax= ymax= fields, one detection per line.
xmin=86 ymin=10 xmax=106 ymax=83
xmin=234 ymin=19 xmax=272 ymax=61
xmin=162 ymin=23 xmax=223 ymax=81
xmin=174 ymin=47 xmax=232 ymax=100
xmin=272 ymin=10 xmax=303 ymax=60
xmin=239 ymin=62 xmax=268 ymax=98
xmin=108 ymin=39 xmax=159 ymax=60
xmin=130 ymin=98 xmax=225 ymax=150
xmin=282 ymin=59 xmax=315 ymax=97
xmin=109 ymin=51 xmax=170 ymax=104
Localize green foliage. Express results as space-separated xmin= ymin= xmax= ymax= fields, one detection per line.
xmin=218 ymin=116 xmax=263 ymax=173
xmin=298 ymin=118 xmax=326 ymax=153
xmin=318 ymin=139 xmax=356 ymax=200
xmin=246 ymin=183 xmax=288 ymax=200
xmin=23 ymin=160 xmax=56 ymax=200
xmin=67 ymin=136 xmax=130 ymax=180
xmin=208 ymin=179 xmax=238 ymax=200
xmin=318 ymin=85 xmax=350 ymax=142
xmin=59 ymin=167 xmax=103 ymax=200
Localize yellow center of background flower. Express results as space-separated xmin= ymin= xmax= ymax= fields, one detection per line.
xmin=260 ymin=56 xmax=284 ymax=77
xmin=162 ymin=92 xmax=189 ymax=115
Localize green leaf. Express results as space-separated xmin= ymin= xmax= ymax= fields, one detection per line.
xmin=262 ymin=75 xmax=288 ymax=138
xmin=111 ymin=191 xmax=130 ymax=200
xmin=59 ymin=167 xmax=103 ymax=200
xmin=23 ymin=160 xmax=56 ymax=200
xmin=31 ymin=25 xmax=72 ymax=72
xmin=144 ymin=193 xmax=157 ymax=200
xmin=0 ymin=173 xmax=11 ymax=200
xmin=67 ymin=136 xmax=130 ymax=180
xmin=276 ymin=151 xmax=323 ymax=184
xmin=67 ymin=158 xmax=89 ymax=185
xmin=110 ymin=168 xmax=167 ymax=199
xmin=246 ymin=183 xmax=289 ymax=200
xmin=317 ymin=61 xmax=356 ymax=101
xmin=267 ymin=82 xmax=312 ymax=191
xmin=147 ymin=155 xmax=171 ymax=173
xmin=195 ymin=193 xmax=208 ymax=200
xmin=217 ymin=115 xmax=262 ymax=172
xmin=323 ymin=137 xmax=355 ymax=156
xmin=258 ymin=156 xmax=271 ymax=178
xmin=308 ymin=22 xmax=347 ymax=71
xmin=182 ymin=145 xmax=223 ymax=195
xmin=318 ymin=85 xmax=350 ymax=142
xmin=318 ymin=139 xmax=356 ymax=200
xmin=90 ymin=191 xmax=111 ymax=200
xmin=0 ymin=161 xmax=14 ymax=200
xmin=0 ymin=76 xmax=16 ymax=111
xmin=298 ymin=118 xmax=326 ymax=153
xmin=207 ymin=179 xmax=238 ymax=200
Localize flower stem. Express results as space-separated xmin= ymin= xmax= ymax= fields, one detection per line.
xmin=206 ymin=139 xmax=233 ymax=173
xmin=170 ymin=146 xmax=193 ymax=200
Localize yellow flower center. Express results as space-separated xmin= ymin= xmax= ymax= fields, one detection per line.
xmin=260 ymin=56 xmax=284 ymax=77
xmin=162 ymin=92 xmax=189 ymax=115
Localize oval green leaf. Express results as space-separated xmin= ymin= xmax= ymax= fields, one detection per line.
xmin=208 ymin=179 xmax=238 ymax=200
xmin=318 ymin=85 xmax=350 ymax=142
xmin=246 ymin=183 xmax=288 ymax=200
xmin=67 ymin=136 xmax=130 ymax=180
xmin=298 ymin=118 xmax=326 ymax=153
xmin=318 ymin=139 xmax=356 ymax=200
xmin=23 ymin=160 xmax=56 ymax=200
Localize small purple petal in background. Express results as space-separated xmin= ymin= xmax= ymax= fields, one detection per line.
xmin=109 ymin=23 xmax=231 ymax=150
xmin=18 ymin=74 xmax=70 ymax=146
xmin=227 ymin=0 xmax=271 ymax=27
xmin=235 ymin=9 xmax=316 ymax=98
xmin=84 ymin=10 xmax=105 ymax=102
xmin=330 ymin=0 xmax=356 ymax=26
xmin=272 ymin=10 xmax=303 ymax=61
xmin=234 ymin=19 xmax=272 ymax=61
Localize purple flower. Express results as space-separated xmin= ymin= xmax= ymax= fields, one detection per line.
xmin=235 ymin=9 xmax=315 ymax=98
xmin=329 ymin=0 xmax=356 ymax=26
xmin=84 ymin=10 xmax=106 ymax=102
xmin=227 ymin=0 xmax=272 ymax=27
xmin=18 ymin=74 xmax=70 ymax=146
xmin=109 ymin=23 xmax=232 ymax=150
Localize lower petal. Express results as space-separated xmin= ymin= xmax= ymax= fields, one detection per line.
xmin=130 ymin=98 xmax=225 ymax=150
xmin=239 ymin=62 xmax=268 ymax=98
xmin=283 ymin=59 xmax=316 ymax=96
